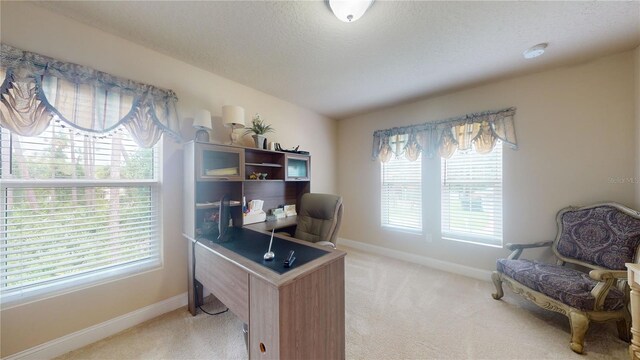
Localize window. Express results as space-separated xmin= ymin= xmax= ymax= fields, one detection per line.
xmin=381 ymin=137 xmax=422 ymax=232
xmin=0 ymin=122 xmax=160 ymax=304
xmin=441 ymin=142 xmax=502 ymax=246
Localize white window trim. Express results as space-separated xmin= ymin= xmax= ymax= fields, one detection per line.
xmin=0 ymin=131 xmax=164 ymax=307
xmin=0 ymin=255 xmax=160 ymax=309
xmin=441 ymin=235 xmax=503 ymax=248
xmin=1 ymin=179 xmax=158 ymax=187
xmin=380 ymin=149 xmax=423 ymax=234
xmin=381 ymin=224 xmax=423 ymax=235
xmin=440 ymin=143 xmax=503 ymax=247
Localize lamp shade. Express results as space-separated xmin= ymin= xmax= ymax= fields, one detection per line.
xmin=329 ymin=0 xmax=374 ymax=22
xmin=193 ymin=109 xmax=212 ymax=129
xmin=223 ymin=105 xmax=245 ymax=129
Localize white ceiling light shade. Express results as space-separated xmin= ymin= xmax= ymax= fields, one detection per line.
xmin=523 ymin=43 xmax=548 ymax=59
xmin=329 ymin=0 xmax=374 ymax=22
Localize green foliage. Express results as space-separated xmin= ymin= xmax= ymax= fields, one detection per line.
xmin=2 ymin=127 xmax=156 ymax=290
xmin=4 ymin=186 xmax=154 ymax=289
xmin=123 ymin=149 xmax=154 ymax=179
xmin=243 ymin=113 xmax=275 ymax=136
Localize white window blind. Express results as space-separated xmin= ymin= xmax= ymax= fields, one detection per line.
xmin=441 ymin=142 xmax=502 ymax=246
xmin=0 ymin=122 xmax=160 ymax=304
xmin=381 ymin=140 xmax=422 ymax=232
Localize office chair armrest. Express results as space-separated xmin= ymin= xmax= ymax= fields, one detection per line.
xmin=316 ymin=241 xmax=336 ymax=249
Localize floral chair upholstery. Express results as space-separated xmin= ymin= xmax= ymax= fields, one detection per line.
xmin=492 ymin=203 xmax=640 ymax=354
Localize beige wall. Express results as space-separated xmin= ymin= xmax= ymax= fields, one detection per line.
xmin=636 ymin=46 xmax=640 ymax=209
xmin=0 ymin=2 xmax=337 ymax=357
xmin=338 ymin=50 xmax=637 ymax=272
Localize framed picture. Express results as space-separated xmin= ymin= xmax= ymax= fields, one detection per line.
xmin=284 ymin=204 xmax=297 ymax=217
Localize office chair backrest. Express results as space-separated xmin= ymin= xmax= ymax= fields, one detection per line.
xmin=295 ymin=193 xmax=343 ymax=245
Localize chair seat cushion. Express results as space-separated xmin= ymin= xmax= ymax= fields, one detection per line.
xmin=496 ymin=259 xmax=625 ymax=311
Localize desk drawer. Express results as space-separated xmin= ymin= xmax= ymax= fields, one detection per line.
xmin=195 ymin=245 xmax=249 ymax=322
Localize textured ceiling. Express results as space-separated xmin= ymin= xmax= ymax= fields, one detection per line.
xmin=34 ymin=1 xmax=640 ymax=119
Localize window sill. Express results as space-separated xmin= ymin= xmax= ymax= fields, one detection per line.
xmin=381 ymin=224 xmax=422 ymax=235
xmin=442 ymin=235 xmax=502 ymax=248
xmin=0 ymin=258 xmax=161 ymax=310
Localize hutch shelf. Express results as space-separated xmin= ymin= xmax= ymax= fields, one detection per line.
xmin=184 ymin=141 xmax=311 ymax=239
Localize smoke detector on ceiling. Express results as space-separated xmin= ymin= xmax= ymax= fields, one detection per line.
xmin=523 ymin=43 xmax=548 ymax=59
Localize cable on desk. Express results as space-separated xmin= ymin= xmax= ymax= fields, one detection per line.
xmin=192 ymin=238 xmax=229 ymax=317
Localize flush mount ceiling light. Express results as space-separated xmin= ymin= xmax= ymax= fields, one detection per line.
xmin=523 ymin=43 xmax=548 ymax=59
xmin=329 ymin=0 xmax=374 ymax=22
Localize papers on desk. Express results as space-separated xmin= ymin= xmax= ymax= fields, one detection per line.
xmin=244 ymin=212 xmax=266 ymax=224
xmin=249 ymin=200 xmax=264 ymax=212
xmin=272 ymin=208 xmax=285 ymax=220
xmin=244 ymin=199 xmax=267 ymax=225
xmin=284 ymin=205 xmax=297 ymax=217
xmin=205 ymin=167 xmax=238 ymax=176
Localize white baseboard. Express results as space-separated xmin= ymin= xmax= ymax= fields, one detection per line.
xmin=338 ymin=238 xmax=492 ymax=282
xmin=5 ymin=292 xmax=188 ymax=360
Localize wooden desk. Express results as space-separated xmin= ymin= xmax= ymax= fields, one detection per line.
xmin=628 ymin=263 xmax=640 ymax=360
xmin=185 ymin=229 xmax=346 ymax=360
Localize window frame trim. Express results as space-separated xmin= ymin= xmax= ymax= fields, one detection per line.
xmin=0 ymin=130 xmax=163 ymax=308
xmin=1 ymin=179 xmax=158 ymax=188
xmin=440 ymin=143 xmax=503 ymax=247
xmin=381 ymin=223 xmax=423 ymax=235
xmin=380 ymin=154 xmax=423 ymax=234
xmin=441 ymin=235 xmax=503 ymax=248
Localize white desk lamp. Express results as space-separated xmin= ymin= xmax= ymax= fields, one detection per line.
xmin=193 ymin=109 xmax=212 ymax=142
xmin=223 ymin=105 xmax=245 ymax=145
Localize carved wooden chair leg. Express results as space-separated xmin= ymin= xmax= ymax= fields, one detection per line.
xmin=568 ymin=311 xmax=589 ymax=354
xmin=617 ymin=315 xmax=631 ymax=342
xmin=491 ymin=272 xmax=504 ymax=300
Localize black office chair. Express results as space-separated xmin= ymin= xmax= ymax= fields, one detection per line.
xmin=293 ymin=193 xmax=343 ymax=249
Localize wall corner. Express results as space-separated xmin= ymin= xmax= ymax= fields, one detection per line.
xmin=635 ymin=46 xmax=640 ymax=209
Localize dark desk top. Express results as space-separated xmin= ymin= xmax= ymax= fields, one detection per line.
xmin=197 ymin=227 xmax=328 ymax=275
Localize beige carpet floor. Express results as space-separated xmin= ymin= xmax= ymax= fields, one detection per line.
xmin=57 ymin=247 xmax=627 ymax=359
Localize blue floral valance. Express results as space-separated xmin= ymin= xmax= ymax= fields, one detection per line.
xmin=0 ymin=44 xmax=182 ymax=147
xmin=372 ymin=107 xmax=517 ymax=162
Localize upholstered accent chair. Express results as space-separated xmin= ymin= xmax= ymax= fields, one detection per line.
xmin=492 ymin=203 xmax=640 ymax=354
xmin=294 ymin=193 xmax=343 ymax=248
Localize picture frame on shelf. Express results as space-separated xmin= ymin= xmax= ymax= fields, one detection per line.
xmin=284 ymin=205 xmax=297 ymax=217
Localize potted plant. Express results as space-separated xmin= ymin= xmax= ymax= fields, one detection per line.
xmin=244 ymin=113 xmax=274 ymax=149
